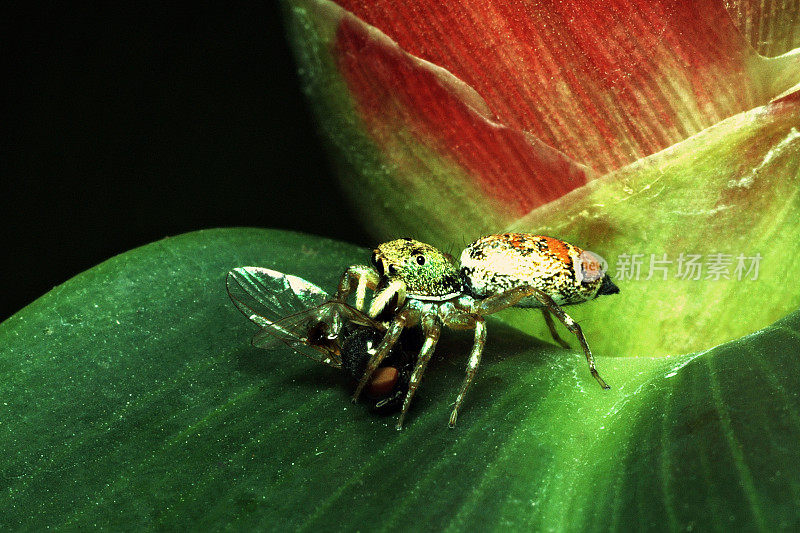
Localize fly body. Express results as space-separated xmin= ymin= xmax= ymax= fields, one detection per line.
xmin=226 ymin=267 xmax=413 ymax=411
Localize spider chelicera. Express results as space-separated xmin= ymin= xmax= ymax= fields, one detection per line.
xmin=333 ymin=233 xmax=619 ymax=430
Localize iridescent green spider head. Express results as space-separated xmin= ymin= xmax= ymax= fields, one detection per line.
xmin=366 ymin=238 xmax=461 ymax=318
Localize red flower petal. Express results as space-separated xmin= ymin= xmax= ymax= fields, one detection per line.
xmin=335 ymin=15 xmax=592 ymax=217
xmin=285 ymin=1 xmax=798 ymax=245
xmin=334 ymin=0 xmax=798 ymax=174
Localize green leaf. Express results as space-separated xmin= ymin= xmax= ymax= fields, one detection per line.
xmin=2 ymin=228 xmax=799 ymax=530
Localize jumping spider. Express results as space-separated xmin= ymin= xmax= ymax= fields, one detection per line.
xmin=334 ymin=233 xmax=619 ymax=430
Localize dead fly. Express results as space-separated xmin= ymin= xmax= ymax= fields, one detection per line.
xmin=225 ymin=267 xmax=418 ymax=414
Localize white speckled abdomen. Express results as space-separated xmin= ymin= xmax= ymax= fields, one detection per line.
xmin=459 ymin=233 xmax=611 ymax=307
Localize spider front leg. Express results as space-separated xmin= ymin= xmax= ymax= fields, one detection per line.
xmin=448 ymin=315 xmax=486 ymax=428
xmin=396 ymin=314 xmax=440 ymax=430
xmin=334 ymin=265 xmax=380 ymax=311
xmin=351 ymin=310 xmax=411 ymax=402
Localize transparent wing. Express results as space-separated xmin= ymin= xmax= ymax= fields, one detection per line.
xmin=249 ymin=302 xmax=343 ymax=366
xmin=226 ymin=267 xmax=383 ymax=368
xmin=252 ymin=300 xmax=386 ymax=367
xmin=226 ymin=266 xmax=330 ymax=325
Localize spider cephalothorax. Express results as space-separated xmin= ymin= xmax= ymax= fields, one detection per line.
xmin=335 ymin=233 xmax=618 ymax=429
xmin=368 ymin=238 xmax=462 ymax=317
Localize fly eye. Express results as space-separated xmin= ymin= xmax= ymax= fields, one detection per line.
xmin=416 ymin=255 xmax=426 ymax=266
xmin=388 ymin=265 xmax=399 ymax=276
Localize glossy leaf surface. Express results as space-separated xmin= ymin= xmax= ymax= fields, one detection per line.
xmin=2 ymin=228 xmax=799 ymax=530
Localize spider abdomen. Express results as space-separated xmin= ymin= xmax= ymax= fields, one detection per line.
xmin=460 ymin=233 xmax=616 ymax=307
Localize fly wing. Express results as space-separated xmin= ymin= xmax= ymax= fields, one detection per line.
xmin=226 ymin=267 xmax=383 ymax=368
xmin=248 ymin=302 xmax=344 ymax=367
xmin=226 ymin=266 xmax=330 ymax=326
xmin=250 ymin=299 xmax=384 ymax=367
xmin=226 ymin=267 xmax=338 ymax=364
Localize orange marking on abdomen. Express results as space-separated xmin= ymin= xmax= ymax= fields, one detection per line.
xmin=505 ymin=233 xmax=530 ymax=251
xmin=542 ymin=236 xmax=573 ymax=265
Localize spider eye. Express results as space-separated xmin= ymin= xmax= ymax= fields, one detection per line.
xmin=416 ymin=255 xmax=426 ymax=266
xmin=388 ymin=265 xmax=399 ymax=276
xmin=371 ymin=252 xmax=378 ymax=267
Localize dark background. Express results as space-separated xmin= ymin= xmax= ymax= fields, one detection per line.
xmin=3 ymin=3 xmax=371 ymax=321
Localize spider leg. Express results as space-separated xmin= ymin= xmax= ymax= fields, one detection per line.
xmin=368 ymin=279 xmax=406 ymax=318
xmin=542 ymin=308 xmax=571 ymax=349
xmin=463 ymin=285 xmax=609 ymax=390
xmin=335 ymin=265 xmax=380 ymax=311
xmin=468 ymin=284 xmax=544 ymax=315
xmin=448 ymin=316 xmax=486 ymax=428
xmin=351 ymin=310 xmax=410 ymax=402
xmin=528 ymin=290 xmax=610 ymax=390
xmin=396 ymin=315 xmax=440 ymax=430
